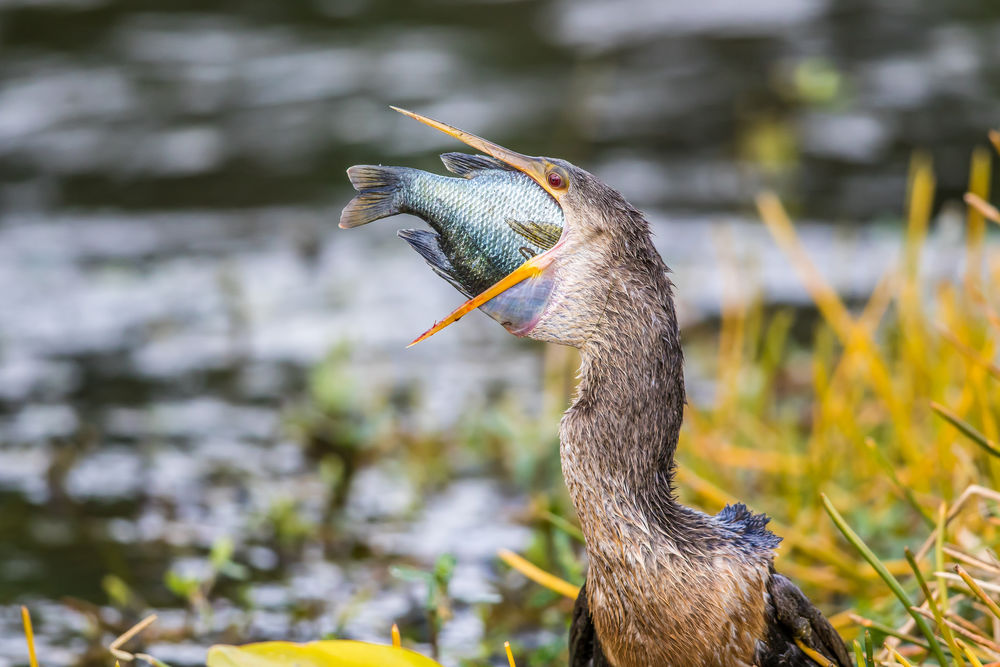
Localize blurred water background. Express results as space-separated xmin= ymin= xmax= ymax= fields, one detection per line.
xmin=1 ymin=0 xmax=999 ymax=665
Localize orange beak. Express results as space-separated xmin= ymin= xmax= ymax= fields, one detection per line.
xmin=390 ymin=106 xmax=566 ymax=202
xmin=390 ymin=107 xmax=565 ymax=347
xmin=407 ymin=245 xmax=560 ymax=347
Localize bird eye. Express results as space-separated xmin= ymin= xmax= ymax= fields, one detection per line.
xmin=547 ymin=171 xmax=565 ymax=189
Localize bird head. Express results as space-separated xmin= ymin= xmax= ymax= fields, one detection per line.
xmin=394 ymin=108 xmax=652 ymax=349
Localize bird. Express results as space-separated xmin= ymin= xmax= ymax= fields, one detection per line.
xmin=357 ymin=110 xmax=853 ymax=667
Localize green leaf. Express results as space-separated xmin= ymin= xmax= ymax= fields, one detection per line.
xmin=136 ymin=652 xmax=175 ymax=667
xmin=540 ymin=510 xmax=585 ymax=543
xmin=207 ymin=640 xmax=443 ymax=667
xmin=821 ymin=494 xmax=949 ymax=666
xmin=210 ymin=537 xmax=235 ymax=570
xmin=432 ymin=554 xmax=456 ymax=583
xmin=389 ymin=565 xmax=432 ymax=584
xmin=164 ymin=571 xmax=198 ymax=599
xmin=852 ymin=640 xmax=865 ymax=667
xmin=931 ymin=402 xmax=1000 ymax=458
xmin=861 ymin=437 xmax=933 ymax=526
xmin=102 ymin=575 xmax=133 ymax=607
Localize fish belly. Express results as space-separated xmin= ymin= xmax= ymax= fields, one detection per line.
xmin=403 ymin=171 xmax=561 ymax=294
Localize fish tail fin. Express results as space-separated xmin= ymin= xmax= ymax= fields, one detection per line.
xmin=339 ymin=165 xmax=410 ymax=229
xmin=397 ymin=229 xmax=470 ymax=296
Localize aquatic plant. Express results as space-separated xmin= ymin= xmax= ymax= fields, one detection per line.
xmin=390 ymin=554 xmax=457 ymax=660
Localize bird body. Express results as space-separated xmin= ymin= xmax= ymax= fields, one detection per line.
xmin=552 ymin=226 xmax=848 ymax=664
xmin=342 ymin=108 xmax=851 ymax=667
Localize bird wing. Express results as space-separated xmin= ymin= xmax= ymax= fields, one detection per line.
xmin=758 ymin=572 xmax=852 ymax=667
xmin=570 ymin=582 xmax=613 ymax=667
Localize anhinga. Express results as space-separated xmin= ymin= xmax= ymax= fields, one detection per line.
xmin=381 ymin=111 xmax=851 ymax=667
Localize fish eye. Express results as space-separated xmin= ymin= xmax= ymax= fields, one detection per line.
xmin=547 ymin=170 xmax=566 ymax=190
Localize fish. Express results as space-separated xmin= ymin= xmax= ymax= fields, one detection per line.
xmin=339 ymin=152 xmax=564 ymax=298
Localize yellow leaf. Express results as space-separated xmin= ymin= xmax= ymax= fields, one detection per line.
xmin=207 ymin=640 xmax=443 ymax=667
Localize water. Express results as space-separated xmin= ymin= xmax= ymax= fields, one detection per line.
xmin=1 ymin=0 xmax=998 ymax=664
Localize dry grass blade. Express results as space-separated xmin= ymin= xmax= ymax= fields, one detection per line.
xmin=504 ymin=641 xmax=516 ymax=667
xmin=954 ymin=566 xmax=1000 ymax=619
xmin=934 ymin=504 xmax=949 ymax=617
xmin=795 ymin=638 xmax=837 ymax=666
xmin=936 ymin=327 xmax=1000 ymax=382
xmin=911 ymin=608 xmax=1000 ymax=658
xmin=904 ymin=547 xmax=963 ymax=665
xmin=865 ymin=437 xmax=934 ymax=525
xmin=134 ymin=652 xmax=172 ymax=667
xmin=822 ymin=495 xmax=950 ymax=665
xmin=989 ymin=129 xmax=1000 ymax=156
xmin=392 ymin=624 xmax=401 ymax=648
xmin=957 ymin=639 xmax=987 ymax=667
xmin=916 ymin=486 xmax=1000 ymax=561
xmin=961 ymin=280 xmax=1000 ymax=334
xmin=850 ymin=613 xmax=932 ymax=649
xmin=109 ymin=615 xmax=158 ymax=662
xmin=964 ymin=194 xmax=1000 ymax=226
xmin=936 ymin=572 xmax=1000 ymax=595
xmin=946 ymin=606 xmax=994 ymax=640
xmin=885 ymin=644 xmax=913 ymax=667
xmin=21 ymin=607 xmax=38 ymax=667
xmin=942 ymin=547 xmax=1000 ymax=577
xmin=965 ymin=147 xmax=991 ymax=289
xmin=497 ymin=549 xmax=580 ymax=599
xmin=755 ymin=191 xmax=916 ymax=455
xmin=889 ymin=644 xmax=918 ymax=667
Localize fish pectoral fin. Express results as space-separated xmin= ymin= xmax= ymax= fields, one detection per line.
xmin=506 ymin=219 xmax=562 ymax=250
xmin=440 ymin=152 xmax=516 ymax=178
xmin=397 ymin=229 xmax=471 ymax=297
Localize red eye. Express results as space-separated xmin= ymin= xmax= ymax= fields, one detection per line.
xmin=547 ymin=171 xmax=564 ymax=189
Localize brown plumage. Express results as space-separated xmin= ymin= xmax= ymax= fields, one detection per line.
xmin=356 ymin=109 xmax=851 ymax=666
xmin=511 ymin=163 xmax=852 ymax=667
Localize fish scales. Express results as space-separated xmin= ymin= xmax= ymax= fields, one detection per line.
xmin=404 ymin=169 xmax=561 ymax=293
xmin=340 ymin=154 xmax=564 ymax=297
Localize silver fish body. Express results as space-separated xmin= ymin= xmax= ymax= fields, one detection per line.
xmin=340 ymin=152 xmax=564 ymax=298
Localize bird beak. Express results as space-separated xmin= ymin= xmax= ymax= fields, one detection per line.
xmin=390 ymin=107 xmax=565 ymax=347
xmin=407 ymin=244 xmax=561 ymax=347
xmin=390 ymin=106 xmax=565 ymax=202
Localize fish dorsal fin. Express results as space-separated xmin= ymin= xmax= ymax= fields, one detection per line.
xmin=440 ymin=152 xmax=515 ymax=178
xmin=506 ymin=219 xmax=562 ymax=250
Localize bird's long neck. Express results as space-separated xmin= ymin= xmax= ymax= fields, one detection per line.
xmin=560 ymin=266 xmax=685 ymax=520
xmin=559 ymin=265 xmax=776 ymax=667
